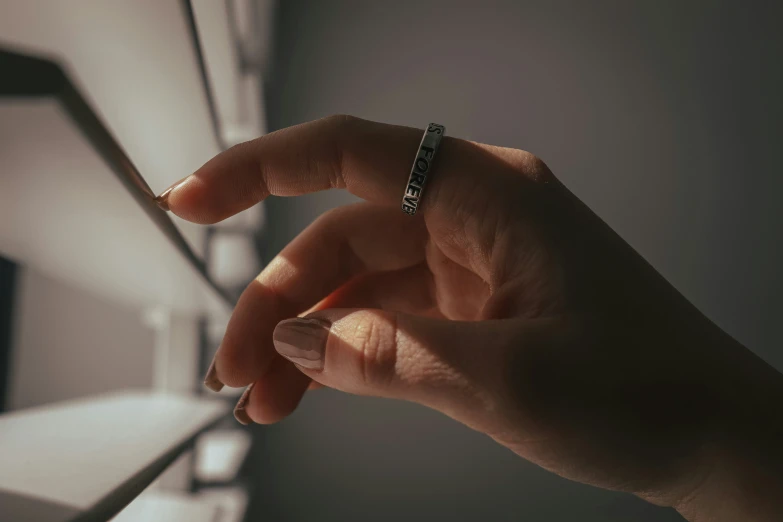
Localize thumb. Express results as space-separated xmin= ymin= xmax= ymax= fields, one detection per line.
xmin=271 ymin=308 xmax=520 ymax=416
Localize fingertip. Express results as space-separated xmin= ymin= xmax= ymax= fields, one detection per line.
xmin=233 ymin=383 xmax=254 ymax=425
xmin=245 ymin=358 xmax=311 ymax=424
xmin=215 ymin=285 xmax=281 ymax=388
xmin=213 ymin=347 xmax=273 ymax=389
xmin=153 ymin=188 xmax=172 ymax=211
xmin=157 ymin=145 xmax=269 ymax=224
xmin=156 ymin=171 xmax=237 ymax=225
xmin=154 ymin=174 xmax=192 ymax=212
xmin=157 ymin=174 xmax=224 ymax=224
xmin=203 ymin=359 xmax=225 ymax=392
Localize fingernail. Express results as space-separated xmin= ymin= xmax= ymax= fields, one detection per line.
xmin=203 ymin=359 xmax=224 ymax=392
xmin=154 ymin=175 xmax=190 ymax=211
xmin=233 ymin=383 xmax=254 ymax=425
xmin=273 ymin=317 xmax=330 ymax=371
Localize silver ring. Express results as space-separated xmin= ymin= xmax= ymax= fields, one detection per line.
xmin=401 ymin=123 xmax=445 ymax=215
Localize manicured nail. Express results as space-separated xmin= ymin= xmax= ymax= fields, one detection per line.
xmin=203 ymin=359 xmax=224 ymax=392
xmin=154 ymin=175 xmax=190 ymax=211
xmin=273 ymin=317 xmax=330 ymax=371
xmin=233 ymin=383 xmax=254 ymax=425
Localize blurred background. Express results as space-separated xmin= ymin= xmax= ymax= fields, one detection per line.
xmin=1 ymin=1 xmax=781 ymax=521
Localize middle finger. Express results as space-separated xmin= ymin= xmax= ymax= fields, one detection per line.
xmin=210 ymin=203 xmax=428 ymax=388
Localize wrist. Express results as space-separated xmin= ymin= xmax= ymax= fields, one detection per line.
xmin=673 ymin=332 xmax=783 ymax=521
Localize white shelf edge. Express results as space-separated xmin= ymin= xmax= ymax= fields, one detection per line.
xmin=0 ymin=390 xmax=230 ymax=522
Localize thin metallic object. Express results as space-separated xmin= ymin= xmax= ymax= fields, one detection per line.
xmin=401 ymin=123 xmax=445 ymax=216
xmin=0 ymin=47 xmax=236 ymax=308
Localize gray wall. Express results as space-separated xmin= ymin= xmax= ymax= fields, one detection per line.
xmin=256 ymin=1 xmax=783 ymax=520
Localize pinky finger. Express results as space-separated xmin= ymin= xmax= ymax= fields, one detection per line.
xmin=236 ymin=356 xmax=311 ymax=425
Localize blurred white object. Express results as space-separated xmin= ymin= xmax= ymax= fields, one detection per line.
xmin=209 ymin=233 xmax=261 ymax=289
xmin=207 ymin=314 xmax=230 ymax=345
xmin=221 ymin=73 xmax=267 ymax=147
xmin=195 ymin=430 xmax=253 ymax=483
xmin=232 ymin=0 xmax=275 ymax=73
xmin=197 ymin=486 xmax=250 ymax=522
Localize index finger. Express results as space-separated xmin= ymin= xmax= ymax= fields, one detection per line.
xmin=154 ymin=115 xmax=504 ymax=224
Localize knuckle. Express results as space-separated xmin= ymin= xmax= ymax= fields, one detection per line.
xmin=522 ymin=152 xmax=555 ymax=184
xmin=324 ymin=113 xmax=358 ymax=129
xmin=321 ymin=114 xmax=359 ymax=146
xmin=313 ymin=202 xmax=368 ymax=228
xmin=495 ymin=147 xmax=555 ymax=185
xmin=316 ymin=115 xmax=360 ymax=189
xmin=308 ymin=206 xmax=366 ymax=277
xmin=310 ymin=207 xmax=352 ymax=247
xmin=312 ymin=206 xmax=344 ymax=228
xmin=354 ymin=313 xmax=399 ymax=388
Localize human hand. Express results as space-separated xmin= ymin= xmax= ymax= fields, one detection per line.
xmin=156 ymin=116 xmax=783 ymax=521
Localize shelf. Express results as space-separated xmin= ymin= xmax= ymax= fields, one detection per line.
xmin=0 ymin=391 xmax=229 ymax=522
xmin=0 ymin=0 xmax=222 ymax=202
xmin=112 ymin=487 xmax=249 ymax=522
xmin=0 ymin=48 xmax=233 ymax=313
xmin=111 ymin=490 xmax=219 ymax=522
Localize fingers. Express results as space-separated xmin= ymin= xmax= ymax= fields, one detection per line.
xmin=235 ymin=264 xmax=438 ymax=425
xmin=156 ymin=115 xmax=524 ymax=225
xmin=158 ymin=115 xmax=414 ymax=223
xmin=270 ymin=309 xmax=525 ymax=425
xmin=235 ymin=356 xmax=311 ymax=425
xmin=208 ymin=204 xmax=427 ymax=388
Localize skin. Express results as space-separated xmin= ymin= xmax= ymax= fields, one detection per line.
xmin=159 ymin=115 xmax=783 ymax=521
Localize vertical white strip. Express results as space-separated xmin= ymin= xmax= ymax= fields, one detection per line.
xmin=141 ymin=306 xmax=172 ymax=392
xmin=142 ymin=307 xmax=201 ymax=490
